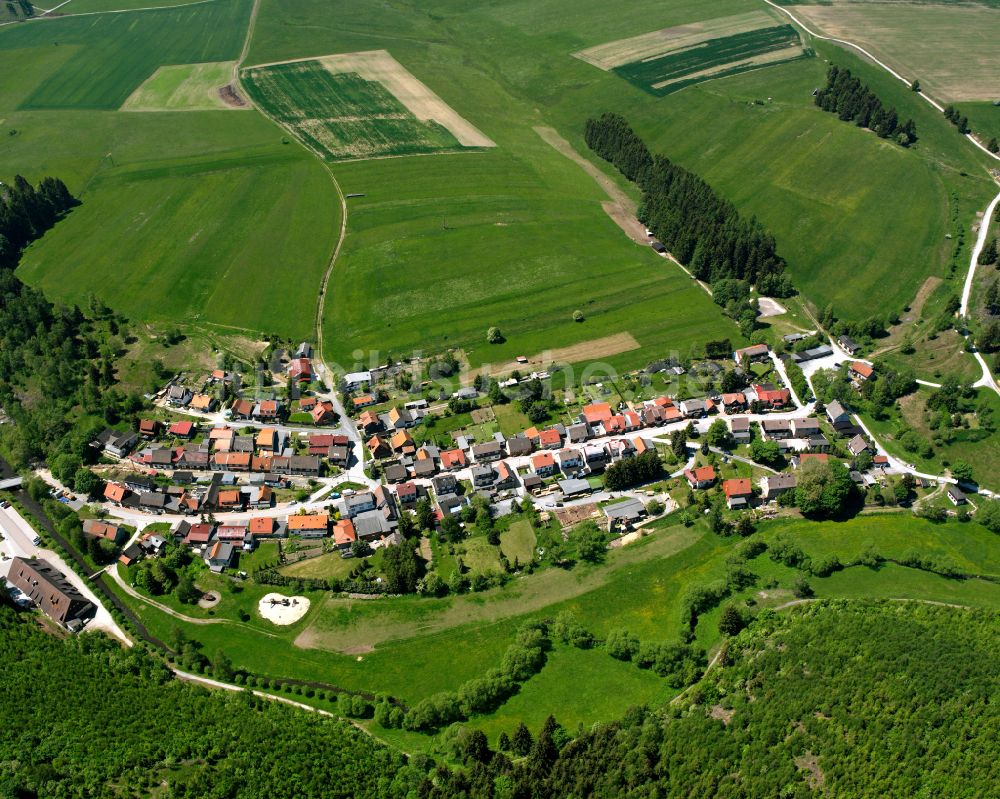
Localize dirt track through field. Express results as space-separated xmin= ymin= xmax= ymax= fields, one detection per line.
xmin=475 ymin=332 xmax=642 ymax=379
xmin=534 ymin=125 xmax=648 ymax=244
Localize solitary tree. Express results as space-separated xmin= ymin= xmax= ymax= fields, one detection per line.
xmin=572 ymin=309 xmax=584 ymax=322
xmin=487 ymin=326 xmax=504 ymax=344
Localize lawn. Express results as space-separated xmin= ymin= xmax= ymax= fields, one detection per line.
xmin=500 ymin=520 xmax=536 ymax=564
xmin=4 ymin=0 xmax=252 ymax=110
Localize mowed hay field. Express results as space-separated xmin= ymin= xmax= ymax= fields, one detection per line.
xmin=787 ymin=1 xmax=1000 ymax=102
xmin=122 ymin=62 xmax=243 ymax=112
xmin=576 ymin=9 xmax=810 ymax=96
xmin=3 ymin=0 xmax=252 ymax=109
xmin=247 ymin=0 xmax=994 ymax=352
xmin=242 ymin=59 xmax=467 ymax=161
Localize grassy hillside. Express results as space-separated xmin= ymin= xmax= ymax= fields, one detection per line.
xmin=0 ymin=0 xmax=340 ymax=341
xmin=248 ymin=0 xmax=994 ymax=363
xmin=107 ymin=511 xmax=1000 ymax=755
xmin=5 ymin=0 xmax=251 ymax=110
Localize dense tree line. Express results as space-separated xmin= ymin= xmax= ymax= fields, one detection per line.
xmin=585 ymin=113 xmax=794 ymax=296
xmin=0 ymin=174 xmax=76 ymax=269
xmin=815 ymin=65 xmax=917 ymax=146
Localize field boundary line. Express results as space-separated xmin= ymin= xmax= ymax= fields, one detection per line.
xmin=6 ymin=0 xmax=222 ymax=21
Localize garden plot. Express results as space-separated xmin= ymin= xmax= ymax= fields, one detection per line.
xmin=575 ymin=10 xmax=810 ymax=96
xmin=242 ymin=50 xmax=493 ymax=161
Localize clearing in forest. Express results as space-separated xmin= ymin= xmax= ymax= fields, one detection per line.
xmin=241 ymin=50 xmax=494 ymax=161
xmin=575 ymin=10 xmax=810 ymax=95
xmin=122 ymin=62 xmax=247 ymax=112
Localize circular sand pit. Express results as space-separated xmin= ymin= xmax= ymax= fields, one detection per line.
xmin=198 ymin=591 xmax=220 ymax=609
xmin=258 ymin=593 xmax=310 ymax=626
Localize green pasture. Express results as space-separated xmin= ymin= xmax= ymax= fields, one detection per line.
xmin=613 ymin=24 xmax=808 ymax=96
xmin=122 ymin=61 xmax=240 ymax=112
xmin=960 ymin=101 xmax=1000 ymax=145
xmin=241 ymin=62 xmax=464 ymax=161
xmin=59 ymin=0 xmax=213 ymax=11
xmin=11 ymin=110 xmax=337 ymax=341
xmin=3 ymin=0 xmax=251 ymax=109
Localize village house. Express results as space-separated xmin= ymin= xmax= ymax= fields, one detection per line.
xmin=791 ymin=418 xmax=820 ymax=438
xmin=849 ymin=361 xmax=874 ymax=385
xmin=205 ymin=541 xmax=235 ymax=572
xmin=167 ymin=385 xmax=193 ymax=407
xmin=581 ymin=402 xmax=613 ymax=427
xmin=722 ymin=478 xmax=754 ymax=509
xmin=353 ymin=394 xmax=378 ymax=410
xmin=99 ymin=430 xmax=139 ymax=459
xmin=556 ymin=447 xmax=584 ymax=474
xmin=506 ymin=434 xmax=533 ymax=457
xmin=720 ymin=393 xmax=748 ymax=414
xmin=343 ymin=371 xmax=372 ymax=391
xmin=685 ymin=465 xmax=716 ymax=490
xmin=253 ymin=400 xmax=281 ymax=421
xmin=495 ymin=461 xmax=518 ymax=490
xmin=412 ymin=456 xmax=436 ymax=479
xmin=602 ymin=497 xmax=646 ymax=527
xmin=332 ymin=519 xmax=357 ymax=550
xmin=633 ymin=437 xmax=654 ymax=456
xmin=82 ymin=519 xmax=127 ymax=546
xmin=679 ymin=399 xmax=712 ymax=418
xmin=287 ymin=357 xmax=312 ymax=383
xmin=536 ymin=428 xmax=563 ymax=449
xmin=838 ymin=335 xmax=861 ymax=356
xmin=532 ymin=451 xmax=557 ymax=476
xmin=947 ymin=485 xmax=967 ymax=506
xmin=103 ymin=483 xmax=128 ymax=505
xmin=752 ymin=384 xmax=791 ymax=410
xmin=215 ymin=489 xmax=243 ymax=510
xmin=216 ymin=522 xmax=248 ymax=542
xmin=344 ymin=491 xmax=377 ymax=518
xmin=389 ymin=430 xmax=416 ymax=456
xmin=359 ymin=411 xmax=382 ymax=434
xmin=471 ymin=464 xmax=495 ymax=488
xmin=395 ymin=481 xmax=419 ymax=508
xmin=168 ymin=420 xmax=195 ymax=439
xmin=182 ymin=522 xmax=213 ymax=547
xmin=567 ymin=423 xmax=590 ymax=444
xmin=287 ymin=513 xmax=329 ymax=538
xmin=729 ymin=416 xmax=751 ymax=443
xmin=8 ymin=557 xmax=94 ymax=628
xmin=432 ymin=473 xmax=458 ymax=497
xmin=847 ymin=434 xmax=870 ymax=457
xmin=791 ymin=345 xmax=834 ymax=365
xmin=288 ymin=456 xmax=321 ymax=476
xmin=249 ymin=517 xmax=280 ymax=540
xmin=761 ymin=419 xmax=792 ymax=440
xmin=367 ymin=434 xmax=391 ymax=460
xmin=311 ymin=400 xmax=336 ymax=425
xmin=441 ymin=448 xmax=467 ymax=471
xmin=190 ymin=393 xmax=216 ymax=413
xmin=472 ymin=440 xmax=503 ymax=463
xmin=759 ymin=474 xmax=797 ymax=502
xmin=826 ymin=400 xmax=851 ymax=430
xmin=138 ymin=419 xmax=160 ymax=438
xmin=387 ymin=406 xmax=415 ymax=430
xmin=384 ymin=463 xmax=408 ymax=484
xmin=733 ymin=344 xmax=770 ymax=367
xmin=230 ymin=399 xmax=254 ymax=419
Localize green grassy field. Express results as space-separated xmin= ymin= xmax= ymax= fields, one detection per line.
xmin=613 ymin=24 xmax=809 ymax=96
xmin=123 ymin=61 xmax=240 ymax=112
xmin=242 ymin=61 xmax=465 ymax=161
xmin=4 ymin=0 xmax=251 ymax=109
xmin=15 ymin=113 xmax=338 ymax=340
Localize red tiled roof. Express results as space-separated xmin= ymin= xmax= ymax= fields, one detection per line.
xmin=723 ymin=478 xmax=752 ymax=498
xmin=441 ymin=449 xmax=466 ymax=469
xmin=333 ymin=519 xmax=356 ymax=546
xmin=532 ymin=452 xmax=555 ymax=470
xmin=249 ymin=517 xmax=275 ymax=535
xmin=537 ymin=428 xmax=561 ymax=447
xmin=582 ymin=402 xmax=613 ymax=424
xmin=168 ymin=421 xmax=194 ymax=436
xmin=685 ymin=466 xmax=716 ymax=483
xmin=850 ymin=361 xmax=874 ymax=378
xmin=104 ymin=482 xmax=126 ymax=502
xmin=287 ymin=514 xmax=329 ymax=531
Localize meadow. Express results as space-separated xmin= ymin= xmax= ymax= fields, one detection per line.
xmin=612 ymin=24 xmax=809 ymax=96
xmin=122 ymin=61 xmax=241 ymax=112
xmin=5 ymin=0 xmax=251 ymax=109
xmin=244 ymin=0 xmax=994 ymax=366
xmin=789 ymin=1 xmax=1000 ymax=102
xmin=242 ymin=61 xmax=464 ymax=161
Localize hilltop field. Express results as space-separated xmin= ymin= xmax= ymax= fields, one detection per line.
xmin=0 ymin=0 xmax=994 ymax=370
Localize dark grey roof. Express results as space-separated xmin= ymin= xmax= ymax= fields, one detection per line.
xmin=602 ymin=498 xmax=645 ymax=521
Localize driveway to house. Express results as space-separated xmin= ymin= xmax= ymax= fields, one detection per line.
xmin=0 ymin=504 xmax=129 ymax=643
